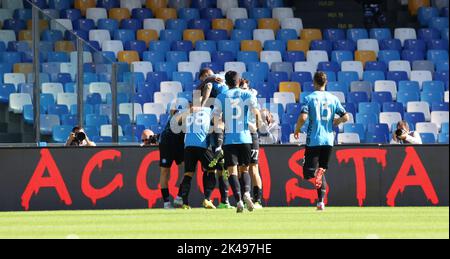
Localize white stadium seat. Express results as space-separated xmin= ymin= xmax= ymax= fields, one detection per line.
xmin=132 ymin=62 xmax=153 ymax=76
xmin=102 ymin=40 xmax=124 ymax=58
xmin=281 ymin=18 xmax=303 ymax=36
xmin=338 ymin=133 xmax=361 ymax=144
xmin=226 ymin=8 xmax=248 ymax=22
xmin=0 ymin=30 xmax=16 ymax=45
xmin=143 ymin=19 xmax=165 ymax=36
xmin=0 ymin=9 xmax=14 ymax=24
xmin=86 ymin=8 xmax=108 ymax=25
xmin=89 ymin=30 xmax=111 ymax=46
xmin=120 ymin=0 xmax=142 ymax=12
xmin=274 ymin=92 xmax=296 ymax=110
xmin=160 ymin=81 xmax=183 ymax=95
xmin=380 ymin=112 xmax=403 ymax=131
xmin=89 ymin=82 xmax=111 ymax=102
xmin=143 ymin=103 xmax=166 ymax=119
xmin=357 ymin=39 xmax=380 ymax=55
xmin=394 ymin=28 xmax=417 ymax=46
xmin=389 ymin=60 xmax=412 ymax=78
xmin=330 ymin=91 xmax=346 ymax=104
xmin=410 ymin=71 xmax=433 ymax=88
xmin=189 ymin=51 xmax=212 ymax=64
xmin=295 ymin=61 xmax=317 ymax=78
xmin=224 ymin=62 xmax=246 ymax=76
xmin=3 ymin=73 xmax=26 ymax=91
xmin=338 ymin=113 xmax=354 ymax=132
xmin=154 ymin=92 xmax=176 ymax=110
xmin=431 ymin=111 xmax=449 ymax=130
xmin=2 ymin=0 xmax=24 ymax=9
xmin=60 ymin=63 xmax=77 ymax=81
xmin=217 ymin=0 xmax=239 ymax=16
xmin=70 ymin=51 xmax=93 ymax=64
xmin=57 ymin=93 xmax=78 ymax=109
xmin=253 ymin=29 xmax=275 ymax=45
xmin=272 ymin=8 xmax=294 ymax=21
xmin=42 ymin=83 xmax=64 ymax=100
xmin=374 ymin=80 xmax=398 ymax=100
xmin=306 ymin=51 xmax=329 ymax=69
xmin=342 ymin=61 xmax=364 ymax=80
xmin=407 ymin=101 xmax=431 ymax=122
xmin=416 ymin=122 xmax=439 ymax=138
xmin=178 ymin=62 xmax=201 ymax=78
xmin=119 ymin=103 xmax=143 ymax=122
xmin=260 ymin=51 xmax=283 ymax=67
xmin=9 ymin=93 xmax=32 ymax=114
xmin=100 ymin=125 xmax=124 ymax=137
xmin=50 ymin=19 xmax=73 ymax=34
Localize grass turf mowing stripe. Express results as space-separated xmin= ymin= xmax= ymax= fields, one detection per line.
xmin=0 ymin=207 xmax=448 ymax=239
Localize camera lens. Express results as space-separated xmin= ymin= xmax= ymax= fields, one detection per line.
xmin=76 ymin=132 xmax=86 ymax=142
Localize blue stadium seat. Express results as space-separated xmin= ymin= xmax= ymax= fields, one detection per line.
xmin=363 ymin=71 xmax=386 ymax=83
xmin=47 ymin=52 xmax=70 ymax=63
xmin=61 ymin=9 xmax=82 ymax=22
xmin=333 ymin=40 xmax=356 ymax=52
xmin=318 ymin=62 xmax=340 ymax=73
xmin=337 ymin=71 xmax=359 ymax=87
xmin=387 ymin=71 xmax=409 ymax=84
xmin=166 ymin=51 xmax=189 ymax=64
xmin=3 ymin=19 xmax=26 ymax=34
xmin=40 ymin=115 xmax=60 ymax=135
xmin=323 ymin=29 xmax=346 ymax=41
xmin=195 ymin=40 xmax=217 ymax=52
xmin=418 ymin=28 xmax=441 ymax=41
xmin=434 ymin=71 xmax=449 ymax=82
xmin=402 ymin=50 xmax=426 ymax=63
xmin=367 ymin=123 xmax=390 ymax=142
xmin=286 ymin=103 xmax=302 ymax=115
xmin=200 ymin=8 xmax=223 ymax=20
xmin=143 ymin=51 xmax=166 ymax=63
xmin=212 ymin=51 xmax=234 ymax=65
xmin=428 ymin=50 xmax=449 ymax=63
xmin=114 ymin=29 xmax=136 ymax=43
xmin=242 ymin=71 xmax=265 ymax=84
xmin=359 ymin=102 xmax=381 ymax=114
xmin=188 ymin=19 xmax=211 ymax=32
xmin=206 ymin=30 xmax=228 ymax=41
xmin=173 ymin=72 xmax=194 ymax=87
xmin=98 ymin=19 xmax=119 ymax=35
xmin=120 ymin=19 xmax=142 ymax=32
xmin=372 ymin=92 xmax=393 ymax=105
xmin=418 ymin=7 xmax=440 ymax=27
xmin=0 ymin=84 xmax=15 ymax=104
xmin=331 ymin=51 xmax=353 ymax=65
xmin=42 ymin=30 xmax=64 ymax=42
xmin=61 ymin=114 xmax=78 ymax=126
xmin=235 ymin=19 xmax=258 ymax=31
xmin=397 ymin=91 xmax=420 ymax=107
xmin=428 ymin=39 xmax=449 ymax=50
xmin=370 ymin=28 xmax=392 ymax=40
xmin=344 ymin=123 xmax=366 ymax=142
xmin=179 ymin=8 xmax=201 ymax=20
xmin=218 ymin=40 xmax=240 ymax=58
xmin=347 ymin=28 xmax=368 ymax=42
xmin=380 ymin=39 xmax=402 ymax=51
xmin=327 ymin=81 xmax=349 ymax=94
xmin=421 ymin=91 xmax=444 ymax=106
xmin=291 ymin=72 xmax=312 ymax=84
xmin=263 ymin=0 xmax=284 ymax=8
xmin=125 ymin=41 xmax=147 ymax=58
xmin=280 ymin=124 xmax=292 ymax=144
xmin=365 ymin=132 xmax=388 ymax=144
xmin=432 ymin=102 xmax=449 ymax=112
xmin=239 ymin=0 xmax=259 ymax=9
xmin=398 ymin=80 xmax=420 ymax=94
xmin=423 ymin=81 xmax=445 ymax=93
xmin=160 ymin=30 xmax=183 ymax=44
xmin=132 ymin=8 xmax=154 ymax=21
xmin=74 ymin=19 xmax=96 ymax=32
xmin=264 ymin=40 xmax=286 ymax=55
xmin=302 ymin=82 xmax=315 ymax=92
xmin=231 ymin=29 xmax=253 ymax=41
xmin=343 ymin=103 xmax=356 ymax=117
xmin=378 ymin=50 xmax=401 ymax=64
xmin=348 ymin=92 xmax=369 ymax=107
xmin=356 ymin=113 xmax=378 ymax=130
xmin=404 ymin=39 xmax=427 ymax=52
xmin=404 ymin=112 xmax=426 ymax=126
xmin=119 ymin=136 xmax=138 ymax=143
xmin=310 ymin=40 xmax=333 ymax=56
xmin=167 ymin=19 xmax=188 ymax=32
xmin=268 ymin=72 xmax=289 ymax=88
xmin=52 ymin=125 xmax=73 ymax=143
xmin=283 ymin=51 xmax=306 ymax=63
xmin=154 ymin=62 xmax=177 ymax=80
xmin=86 ymin=114 xmax=109 ymax=127
xmin=94 ymin=51 xmax=116 ymax=64
xmin=277 ymin=29 xmax=298 ymax=43
xmin=249 ymin=8 xmax=271 ymax=19
xmin=136 ymin=114 xmax=158 ymax=128
xmin=201 ymin=62 xmax=224 ymax=72
xmin=420 ymin=133 xmax=436 ymax=144
xmin=438 ymin=133 xmax=449 ymax=143
xmin=25 ymin=0 xmax=48 ymax=9
xmin=49 ymin=0 xmax=71 ymax=10
xmin=429 ymin=17 xmax=449 ymax=31
xmin=92 ymin=136 xmax=113 ymax=143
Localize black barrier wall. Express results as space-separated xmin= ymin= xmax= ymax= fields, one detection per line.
xmin=0 ymin=145 xmax=448 ymax=211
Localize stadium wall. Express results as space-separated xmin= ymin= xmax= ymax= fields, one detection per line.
xmin=0 ymin=145 xmax=448 ymax=211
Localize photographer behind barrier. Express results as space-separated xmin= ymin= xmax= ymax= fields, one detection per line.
xmin=65 ymin=126 xmax=96 ymax=147
xmin=390 ymin=120 xmax=423 ymax=145
xmin=141 ymin=129 xmax=159 ymax=147
xmin=258 ymin=108 xmax=281 ymax=145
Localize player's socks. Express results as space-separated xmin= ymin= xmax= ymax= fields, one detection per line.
xmin=229 ymin=175 xmax=242 ymax=202
xmin=179 ymin=175 xmax=192 ymax=205
xmin=242 ymin=172 xmax=252 ymax=194
xmin=253 ymin=186 xmax=263 ymax=204
xmin=161 ymin=188 xmax=170 ymax=203
xmin=203 ymin=172 xmax=217 ymax=201
xmin=317 ymin=175 xmax=327 ymax=203
xmin=239 ymin=177 xmax=245 ymax=199
xmin=218 ymin=175 xmax=230 ymax=204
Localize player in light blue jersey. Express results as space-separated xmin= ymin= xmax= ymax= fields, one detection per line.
xmin=173 ymin=105 xmax=218 ymax=210
xmin=294 ymin=72 xmax=350 ymax=211
xmin=214 ymin=71 xmax=263 ymax=213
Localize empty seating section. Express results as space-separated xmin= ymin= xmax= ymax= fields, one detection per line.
xmin=0 ymin=0 xmax=448 ymax=144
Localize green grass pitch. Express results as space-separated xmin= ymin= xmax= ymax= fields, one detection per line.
xmin=0 ymin=207 xmax=448 ymax=239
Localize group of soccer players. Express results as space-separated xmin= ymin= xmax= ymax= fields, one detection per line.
xmin=157 ymin=68 xmax=349 ymax=212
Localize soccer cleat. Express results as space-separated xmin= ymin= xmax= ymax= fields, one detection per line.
xmin=253 ymin=202 xmax=263 ymax=210
xmin=217 ymin=202 xmax=235 ymax=209
xmin=209 ymin=149 xmax=224 ymax=168
xmin=174 ymin=196 xmax=184 ymax=208
xmin=315 ymin=168 xmax=326 ymax=189
xmin=181 ymin=205 xmax=192 ymax=210
xmin=203 ymin=199 xmax=217 ymax=209
xmin=316 ymin=202 xmax=325 ymax=211
xmin=243 ymin=193 xmax=255 ymax=212
xmin=236 ymin=201 xmax=245 ymax=213
xmin=164 ymin=202 xmax=174 ymax=209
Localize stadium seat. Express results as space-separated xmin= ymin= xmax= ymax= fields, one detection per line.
xmin=287 ymin=40 xmax=309 ymax=54
xmin=226 ymin=8 xmax=248 ymax=23
xmin=394 ymin=28 xmax=417 ymax=46
xmin=375 ymin=81 xmax=397 ymax=100
xmin=370 ymin=28 xmax=392 ymax=41
xmin=109 ymin=8 xmax=131 ymax=22
xmin=280 ymin=18 xmax=303 ymax=37
xmin=342 ymin=61 xmax=364 ymax=80
xmin=337 ymin=133 xmax=361 ymax=144
xmin=355 ymin=51 xmax=377 ymax=67
xmin=300 ymin=29 xmax=322 ymax=44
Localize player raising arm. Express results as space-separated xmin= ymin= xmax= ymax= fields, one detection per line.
xmin=294 ymin=72 xmax=349 ymax=211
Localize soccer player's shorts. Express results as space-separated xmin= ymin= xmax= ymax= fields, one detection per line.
xmin=159 ymin=134 xmax=185 ymax=168
xmin=184 ymin=147 xmax=214 ymax=173
xmin=223 ymin=144 xmax=252 ymax=168
xmin=303 ymin=145 xmax=333 ymax=180
xmin=250 ymin=133 xmax=260 ymax=164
